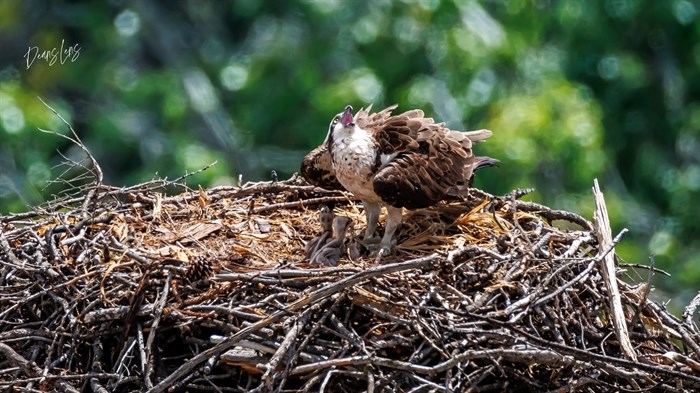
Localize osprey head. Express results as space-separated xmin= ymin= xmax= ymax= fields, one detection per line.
xmin=329 ymin=105 xmax=354 ymax=134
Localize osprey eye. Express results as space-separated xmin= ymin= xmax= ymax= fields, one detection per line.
xmin=332 ymin=118 xmax=339 ymax=124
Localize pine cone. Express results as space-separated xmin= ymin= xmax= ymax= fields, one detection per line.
xmin=185 ymin=255 xmax=213 ymax=282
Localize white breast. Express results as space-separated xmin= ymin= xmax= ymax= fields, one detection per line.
xmin=331 ymin=126 xmax=380 ymax=201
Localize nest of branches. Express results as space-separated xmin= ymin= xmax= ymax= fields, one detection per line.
xmin=1 ymin=172 xmax=700 ymax=392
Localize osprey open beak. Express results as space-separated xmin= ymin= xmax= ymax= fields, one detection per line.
xmin=341 ymin=105 xmax=354 ymax=126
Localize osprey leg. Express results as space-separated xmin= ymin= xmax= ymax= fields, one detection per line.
xmin=379 ymin=206 xmax=403 ymax=253
xmin=362 ymin=200 xmax=381 ymax=241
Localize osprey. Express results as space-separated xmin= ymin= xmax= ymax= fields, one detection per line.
xmin=301 ymin=104 xmax=497 ymax=255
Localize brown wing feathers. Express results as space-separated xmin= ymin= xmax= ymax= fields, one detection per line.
xmin=373 ymin=117 xmax=420 ymax=156
xmin=372 ymin=109 xmax=495 ymax=209
xmin=301 ymin=105 xmax=496 ymax=206
xmin=300 ymin=144 xmax=343 ymax=190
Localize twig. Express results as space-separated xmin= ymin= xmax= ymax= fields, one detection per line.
xmin=144 ymin=271 xmax=172 ymax=389
xmin=251 ymin=196 xmax=353 ymax=214
xmin=0 ymin=343 xmax=81 ymax=393
xmin=136 ymin=323 xmax=148 ymax=387
xmin=646 ymin=301 xmax=700 ymax=361
xmin=260 ymin=301 xmax=316 ymax=390
xmin=532 ymin=229 xmax=628 ymax=310
xmin=619 ymin=262 xmax=671 ymax=276
xmin=37 ymin=96 xmax=103 ymax=210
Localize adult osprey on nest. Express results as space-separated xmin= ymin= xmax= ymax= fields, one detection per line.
xmin=301 ymin=104 xmax=497 ymax=255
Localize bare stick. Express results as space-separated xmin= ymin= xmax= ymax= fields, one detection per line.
xmin=144 ymin=271 xmax=172 ymax=389
xmin=684 ymin=291 xmax=700 ymax=333
xmin=261 ymin=302 xmax=315 ymax=390
xmin=0 ymin=343 xmax=81 ymax=393
xmin=592 ymin=179 xmax=636 ymax=361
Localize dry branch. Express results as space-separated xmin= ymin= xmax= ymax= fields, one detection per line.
xmin=592 ymin=179 xmax=636 ymax=361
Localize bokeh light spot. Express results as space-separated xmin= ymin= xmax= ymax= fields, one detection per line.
xmin=1 ymin=105 xmax=25 ymax=134
xmin=466 ymin=68 xmax=496 ymax=107
xmin=649 ymin=230 xmax=674 ymax=256
xmin=221 ymin=64 xmax=249 ymax=91
xmin=114 ymin=9 xmax=141 ymax=37
xmin=350 ymin=69 xmax=383 ymax=103
xmin=598 ymin=56 xmax=620 ymax=80
xmin=673 ymin=0 xmax=697 ymax=25
xmin=27 ymin=162 xmax=50 ymax=187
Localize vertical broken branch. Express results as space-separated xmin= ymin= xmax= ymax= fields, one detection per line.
xmin=683 ymin=291 xmax=700 ymax=334
xmin=592 ymin=179 xmax=636 ymax=361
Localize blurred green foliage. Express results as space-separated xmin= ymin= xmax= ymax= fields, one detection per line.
xmin=1 ymin=0 xmax=699 ymax=305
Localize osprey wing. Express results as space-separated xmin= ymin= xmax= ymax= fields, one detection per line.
xmin=371 ymin=110 xmax=495 ymax=209
xmin=300 ymin=144 xmax=343 ymax=191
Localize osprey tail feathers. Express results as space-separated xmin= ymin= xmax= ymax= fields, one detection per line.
xmin=473 ymin=156 xmax=500 ymax=172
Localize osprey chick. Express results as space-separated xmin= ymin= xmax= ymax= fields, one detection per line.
xmin=301 ymin=105 xmax=497 ymax=255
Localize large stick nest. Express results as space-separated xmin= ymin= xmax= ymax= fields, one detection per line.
xmin=1 ymin=175 xmax=700 ymax=392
